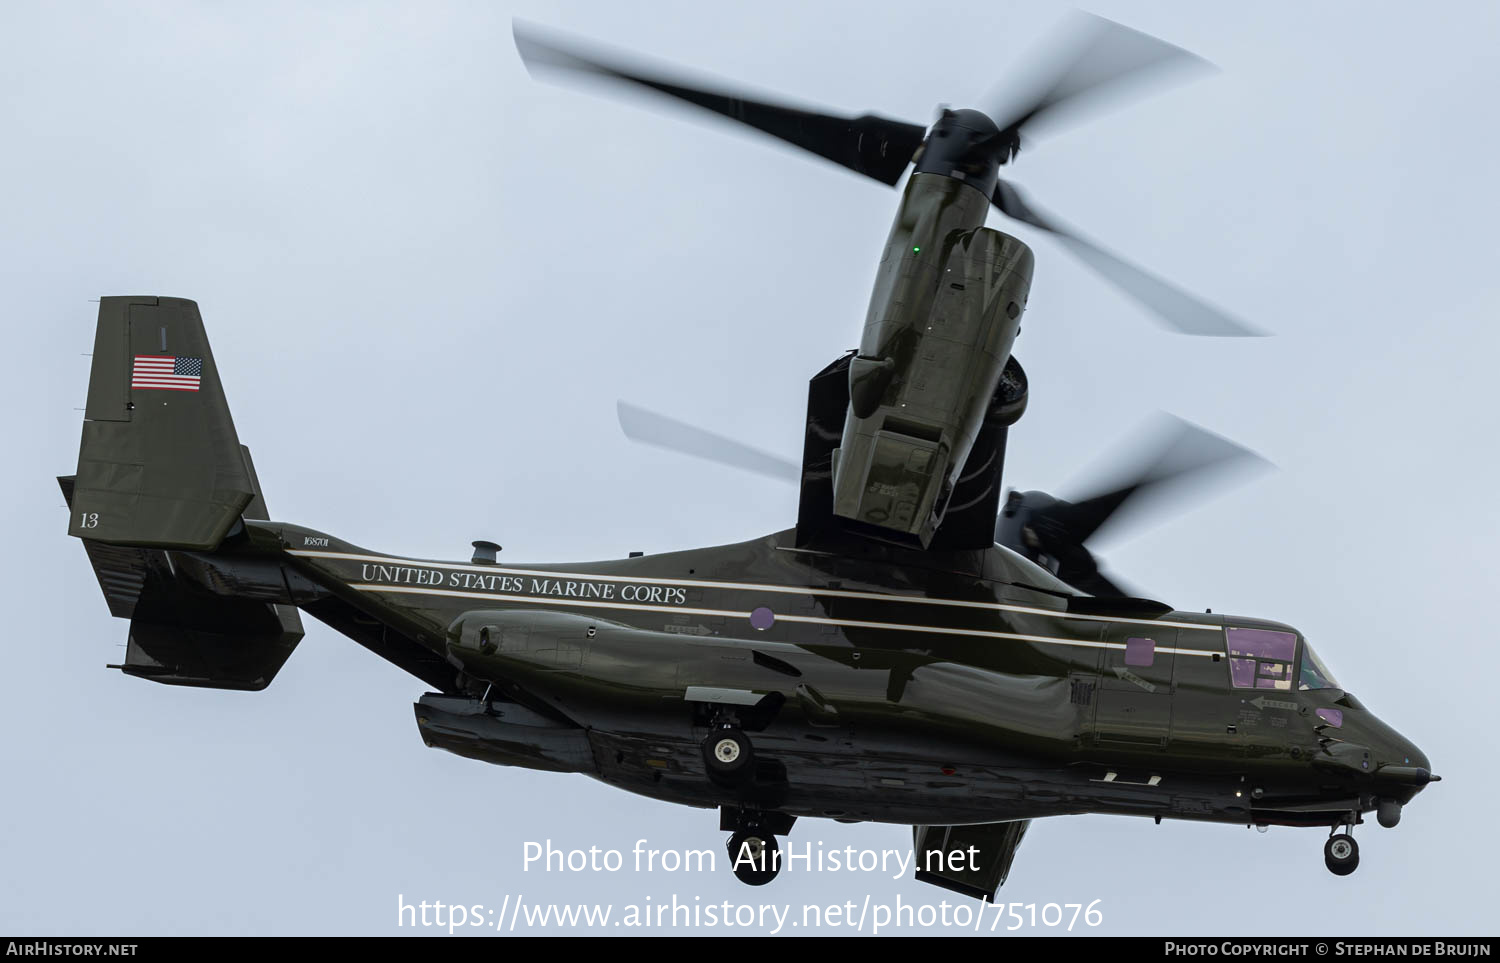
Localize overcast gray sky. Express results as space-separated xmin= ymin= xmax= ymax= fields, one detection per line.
xmin=5 ymin=0 xmax=1497 ymax=936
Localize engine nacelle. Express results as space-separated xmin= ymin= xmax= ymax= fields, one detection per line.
xmin=831 ymin=173 xmax=1034 ymax=546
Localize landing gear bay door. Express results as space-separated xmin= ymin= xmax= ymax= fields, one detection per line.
xmin=912 ymin=819 xmax=1031 ymax=902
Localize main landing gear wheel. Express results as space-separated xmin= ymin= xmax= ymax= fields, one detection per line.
xmin=1324 ymin=833 xmax=1360 ymax=876
xmin=703 ymin=727 xmax=753 ymax=780
xmin=727 ymin=830 xmax=780 ymax=886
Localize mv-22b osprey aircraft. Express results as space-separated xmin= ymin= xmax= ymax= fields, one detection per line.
xmin=61 ymin=15 xmax=1435 ymax=899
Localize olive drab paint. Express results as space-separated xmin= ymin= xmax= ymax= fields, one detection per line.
xmin=60 ymin=293 xmax=1436 ymax=900
xmin=834 ymin=173 xmax=1034 ymax=545
xmin=59 ymin=19 xmax=1434 ymax=902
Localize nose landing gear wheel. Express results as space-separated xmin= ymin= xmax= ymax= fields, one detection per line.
xmin=727 ymin=830 xmax=781 ymax=886
xmin=1324 ymin=833 xmax=1359 ymax=876
xmin=703 ymin=727 xmax=753 ymax=780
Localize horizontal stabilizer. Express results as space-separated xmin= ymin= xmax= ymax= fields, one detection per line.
xmin=63 ymin=431 xmax=305 ymax=691
xmin=114 ymin=602 xmax=302 ymax=691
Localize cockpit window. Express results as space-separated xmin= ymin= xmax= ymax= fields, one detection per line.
xmin=1225 ymin=627 xmax=1296 ymax=690
xmin=1299 ymin=642 xmax=1340 ymax=691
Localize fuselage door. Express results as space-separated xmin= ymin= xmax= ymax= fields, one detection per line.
xmin=1168 ymin=627 xmax=1241 ymax=760
xmin=1092 ymin=626 xmax=1177 ymax=749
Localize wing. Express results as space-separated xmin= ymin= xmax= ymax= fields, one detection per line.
xmin=619 ymin=351 xmax=1012 ymax=552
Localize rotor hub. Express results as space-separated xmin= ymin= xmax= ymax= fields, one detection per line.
xmin=913 ymin=108 xmax=1010 ymax=197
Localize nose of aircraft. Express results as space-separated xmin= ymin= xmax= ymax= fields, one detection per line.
xmin=1364 ymin=724 xmax=1438 ymax=828
xmin=1395 ymin=738 xmax=1433 ymax=777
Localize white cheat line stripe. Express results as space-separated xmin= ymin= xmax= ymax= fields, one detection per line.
xmin=350 ymin=583 xmax=1220 ymax=657
xmin=291 ymin=549 xmax=1222 ymax=634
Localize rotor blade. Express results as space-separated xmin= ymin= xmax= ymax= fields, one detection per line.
xmin=993 ymin=180 xmax=1263 ymax=336
xmin=514 ymin=21 xmax=928 ymax=186
xmin=617 ymin=401 xmax=801 ymax=484
xmin=996 ymin=490 xmax=1144 ymax=598
xmin=985 ymin=11 xmax=1213 ymax=142
xmin=1054 ymin=414 xmax=1271 ymax=547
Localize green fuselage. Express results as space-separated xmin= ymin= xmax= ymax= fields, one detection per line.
xmin=245 ymin=519 xmax=1429 ymax=829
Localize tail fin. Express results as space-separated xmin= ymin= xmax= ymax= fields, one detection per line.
xmin=63 ymin=296 xmax=304 ymax=690
xmin=68 ymin=296 xmax=253 ymax=551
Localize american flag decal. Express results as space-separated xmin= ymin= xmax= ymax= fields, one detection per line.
xmin=131 ymin=355 xmax=203 ymax=391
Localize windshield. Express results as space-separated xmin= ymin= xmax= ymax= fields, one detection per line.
xmin=1225 ymin=627 xmax=1296 ymax=690
xmin=1299 ymin=641 xmax=1340 ymax=691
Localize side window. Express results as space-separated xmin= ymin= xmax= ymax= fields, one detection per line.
xmin=1225 ymin=627 xmax=1296 ymax=690
xmin=1124 ymin=637 xmax=1156 ymax=667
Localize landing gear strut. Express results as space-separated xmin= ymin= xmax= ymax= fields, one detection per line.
xmin=1324 ymin=828 xmax=1360 ymax=876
